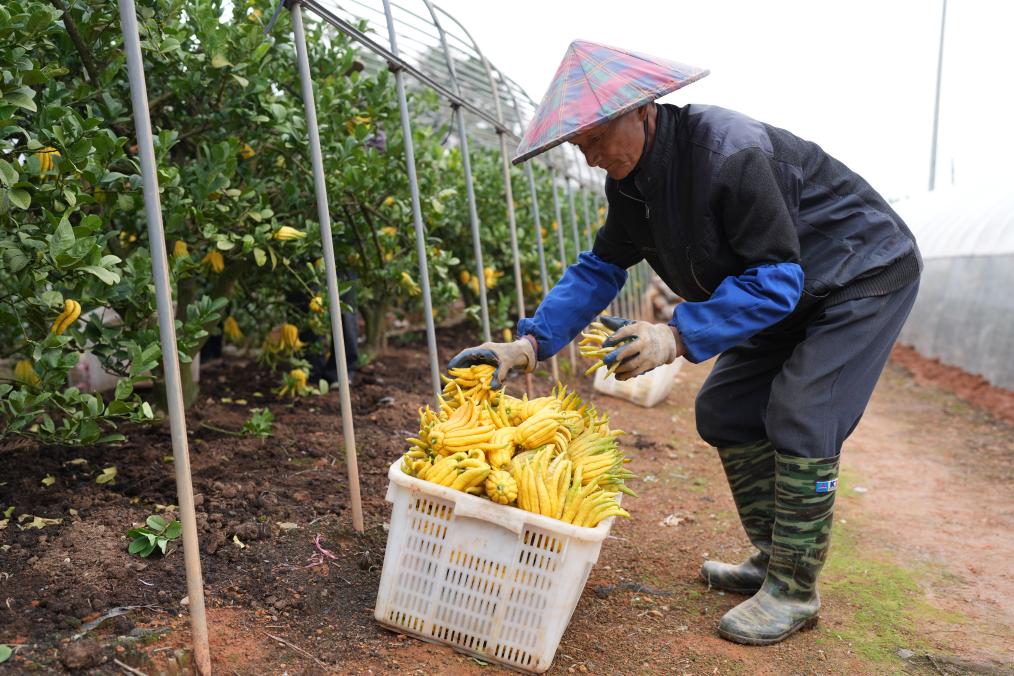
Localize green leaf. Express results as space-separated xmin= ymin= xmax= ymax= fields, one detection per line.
xmin=141 ymin=402 xmax=154 ymax=419
xmin=164 ymin=521 xmax=182 ymax=540
xmin=41 ymin=475 xmax=55 ymax=487
xmin=5 ymin=88 xmax=37 ymax=112
xmin=253 ymin=247 xmax=266 ymax=267
xmin=81 ymin=265 xmax=120 ymax=285
xmin=0 ymin=159 xmax=17 ymax=187
xmin=115 ymin=379 xmax=133 ymax=401
xmin=128 ymin=536 xmax=149 ymax=555
xmin=3 ymin=246 xmax=28 ymax=273
xmin=146 ymin=514 xmax=168 ymax=531
xmin=51 ymin=218 xmax=75 ymax=256
xmin=211 ymin=54 xmax=231 ymax=69
xmin=0 ymin=644 xmax=11 ymax=663
xmin=8 ymin=188 xmax=30 ymax=210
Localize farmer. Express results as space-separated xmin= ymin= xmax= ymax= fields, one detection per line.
xmin=448 ymin=41 xmax=921 ymax=645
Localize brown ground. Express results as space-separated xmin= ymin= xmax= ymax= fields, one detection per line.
xmin=1 ymin=328 xmax=1011 ymax=675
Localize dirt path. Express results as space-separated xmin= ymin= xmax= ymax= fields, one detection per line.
xmin=350 ymin=357 xmax=1014 ymax=675
xmin=2 ymin=336 xmax=1011 ymax=675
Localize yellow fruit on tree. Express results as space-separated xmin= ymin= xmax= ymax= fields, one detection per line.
xmin=309 ymin=294 xmax=325 ymax=313
xmin=172 ymin=240 xmax=189 ymax=257
xmin=400 ymin=271 xmax=421 ymax=296
xmin=280 ymin=323 xmax=305 ymax=350
xmin=273 ymin=226 xmax=306 ymax=241
xmin=50 ymin=299 xmax=81 ymax=335
xmin=459 ymin=269 xmax=471 ymax=285
xmin=201 ymin=251 xmax=225 ymax=273
xmin=14 ymin=360 xmax=40 ymax=386
xmin=238 ymin=143 xmax=256 ymax=160
xmin=35 ymin=147 xmax=60 ymax=173
xmin=223 ymin=316 xmax=243 ymax=343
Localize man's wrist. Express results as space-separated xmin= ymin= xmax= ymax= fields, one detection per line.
xmin=520 ymin=334 xmax=539 ymax=370
xmin=668 ymin=323 xmax=685 ymax=359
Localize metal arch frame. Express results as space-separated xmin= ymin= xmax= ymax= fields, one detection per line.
xmin=300 ymin=0 xmax=512 ymax=138
xmin=420 ymin=0 xmax=491 ymax=343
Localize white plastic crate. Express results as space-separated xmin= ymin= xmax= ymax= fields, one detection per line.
xmin=592 ymin=357 xmax=683 ymax=408
xmin=375 ymin=459 xmax=620 ymax=673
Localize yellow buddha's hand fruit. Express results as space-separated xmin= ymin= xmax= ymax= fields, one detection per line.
xmin=50 ymin=299 xmax=81 ymax=335
xmin=485 ymin=470 xmax=518 ymax=505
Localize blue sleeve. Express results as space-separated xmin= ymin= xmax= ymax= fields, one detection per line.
xmin=673 ymin=262 xmax=804 ymax=363
xmin=517 ymin=251 xmax=626 ymax=360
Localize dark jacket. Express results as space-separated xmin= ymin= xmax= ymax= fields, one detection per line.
xmin=594 ymin=103 xmax=921 ymax=312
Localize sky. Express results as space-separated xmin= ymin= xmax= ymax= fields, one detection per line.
xmin=424 ymin=0 xmax=1013 ymax=202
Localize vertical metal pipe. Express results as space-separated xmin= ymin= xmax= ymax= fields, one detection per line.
xmin=566 ymin=178 xmax=582 ymax=260
xmin=550 ymin=169 xmax=577 ymax=370
xmin=455 ymin=105 xmax=491 ymax=343
xmin=117 ymin=2 xmax=210 ymax=672
xmin=291 ymin=3 xmax=364 ymax=532
xmin=582 ymin=191 xmax=594 ymax=251
xmin=421 ymin=0 xmax=490 ymax=342
xmin=929 ymin=0 xmax=947 ymax=191
xmin=497 ymin=133 xmax=531 ymax=394
xmin=522 ymin=161 xmax=557 ymax=382
xmin=475 ymin=56 xmax=529 ymax=392
xmin=503 ymin=79 xmax=556 ymax=383
xmin=381 ymin=0 xmax=441 ymax=401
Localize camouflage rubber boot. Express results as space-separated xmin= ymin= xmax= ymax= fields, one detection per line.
xmin=717 ymin=451 xmax=840 ymax=645
xmin=700 ymin=440 xmax=775 ymax=594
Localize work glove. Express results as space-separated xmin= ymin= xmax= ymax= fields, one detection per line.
xmin=600 ymin=315 xmax=684 ymax=381
xmin=447 ymin=336 xmax=537 ymax=389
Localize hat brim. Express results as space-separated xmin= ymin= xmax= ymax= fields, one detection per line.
xmin=512 ymin=69 xmax=709 ymax=165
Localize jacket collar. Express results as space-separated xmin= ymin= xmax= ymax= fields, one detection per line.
xmin=633 ymin=103 xmax=677 ymax=200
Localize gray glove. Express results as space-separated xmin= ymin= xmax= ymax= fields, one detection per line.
xmin=601 ymin=315 xmax=684 ymax=381
xmin=447 ymin=336 xmax=537 ymax=389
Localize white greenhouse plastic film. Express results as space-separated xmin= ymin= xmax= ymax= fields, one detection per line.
xmin=375 ymin=460 xmax=620 ymax=673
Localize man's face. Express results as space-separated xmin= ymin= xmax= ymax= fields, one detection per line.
xmin=570 ymin=107 xmax=645 ymax=180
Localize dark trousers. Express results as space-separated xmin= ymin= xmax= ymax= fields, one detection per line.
xmin=695 ymin=279 xmax=920 ymax=458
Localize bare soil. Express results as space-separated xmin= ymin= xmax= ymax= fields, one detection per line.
xmin=1 ymin=327 xmax=1011 ymax=675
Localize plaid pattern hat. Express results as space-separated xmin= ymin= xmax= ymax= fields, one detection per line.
xmin=513 ymin=40 xmax=709 ymax=164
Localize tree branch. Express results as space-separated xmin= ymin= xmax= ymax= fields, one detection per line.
xmin=50 ymin=0 xmax=101 ymax=84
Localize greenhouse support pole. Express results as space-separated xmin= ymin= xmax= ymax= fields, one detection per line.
xmin=497 ymin=131 xmax=532 ymax=394
xmin=485 ymin=96 xmax=529 ymax=389
xmin=565 ymin=178 xmax=582 ymax=272
xmin=422 ymin=0 xmax=490 ymax=342
xmin=453 ymin=104 xmax=492 ymax=343
xmin=290 ymin=1 xmax=364 ymax=532
xmin=549 ymin=169 xmax=577 ymax=369
xmin=523 ymin=161 xmax=557 ymax=383
xmin=117 ymin=2 xmax=211 ymax=673
xmin=381 ymin=0 xmax=442 ymax=402
xmin=502 ymin=81 xmax=556 ymax=383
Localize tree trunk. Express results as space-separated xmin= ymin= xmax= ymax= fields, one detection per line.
xmin=361 ymin=297 xmax=389 ymax=357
